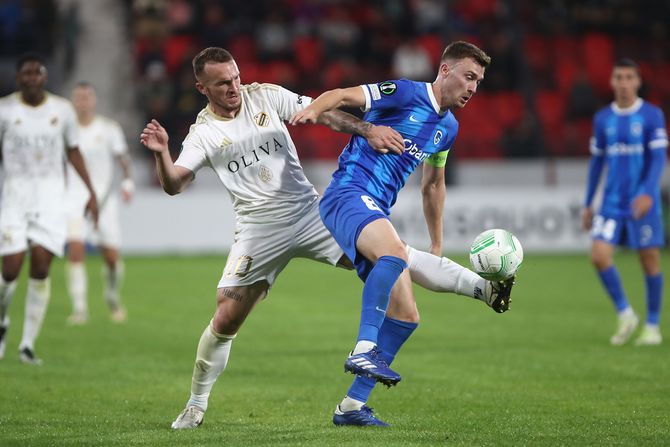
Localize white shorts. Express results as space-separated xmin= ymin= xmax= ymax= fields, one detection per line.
xmin=218 ymin=199 xmax=344 ymax=289
xmin=66 ymin=194 xmax=121 ymax=248
xmin=0 ymin=205 xmax=66 ymax=257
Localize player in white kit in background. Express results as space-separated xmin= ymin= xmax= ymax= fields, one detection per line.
xmin=0 ymin=53 xmax=98 ymax=365
xmin=140 ymin=47 xmax=512 ymax=429
xmin=65 ymin=82 xmax=134 ymax=325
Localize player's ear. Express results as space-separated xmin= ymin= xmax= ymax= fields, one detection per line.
xmin=195 ymin=82 xmax=206 ymax=95
xmin=439 ymin=62 xmax=450 ymax=77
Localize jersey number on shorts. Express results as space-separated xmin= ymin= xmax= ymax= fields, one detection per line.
xmin=361 ymin=195 xmax=381 ymax=212
xmin=224 ymin=255 xmax=253 ymax=278
xmin=592 ymin=216 xmax=616 ymax=241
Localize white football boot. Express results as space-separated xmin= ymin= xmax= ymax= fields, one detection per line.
xmin=634 ymin=325 xmax=662 ymax=346
xmin=610 ymin=312 xmax=639 ymax=346
xmin=171 ymin=405 xmax=205 ymax=429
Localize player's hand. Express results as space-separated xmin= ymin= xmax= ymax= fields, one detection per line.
xmin=120 ymin=178 xmax=134 ymax=203
xmin=86 ymin=194 xmax=99 ymax=227
xmin=581 ymin=207 xmax=593 ymax=231
xmin=289 ymin=108 xmax=319 ymax=125
xmin=140 ymin=119 xmax=169 ymax=153
xmin=632 ymin=194 xmax=652 ymax=219
xmin=365 ymin=125 xmax=405 ymax=155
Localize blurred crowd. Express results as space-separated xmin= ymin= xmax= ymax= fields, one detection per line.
xmin=2 ymin=0 xmax=670 ymax=160
xmin=129 ymin=0 xmax=670 ymax=160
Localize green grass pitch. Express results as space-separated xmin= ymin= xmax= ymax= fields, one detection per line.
xmin=0 ymin=252 xmax=668 ymax=446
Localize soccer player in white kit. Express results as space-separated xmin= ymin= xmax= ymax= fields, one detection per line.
xmin=140 ymin=47 xmax=512 ymax=429
xmin=65 ymin=82 xmax=134 ymax=325
xmin=0 ymin=53 xmax=98 ymax=365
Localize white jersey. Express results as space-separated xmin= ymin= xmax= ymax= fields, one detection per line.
xmin=66 ymin=115 xmax=127 ymax=204
xmin=175 ymin=83 xmax=318 ymax=225
xmin=0 ymin=92 xmax=79 ymax=210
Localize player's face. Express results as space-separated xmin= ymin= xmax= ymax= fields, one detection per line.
xmin=71 ymin=86 xmax=97 ymax=115
xmin=16 ymin=60 xmax=47 ymax=99
xmin=196 ymin=60 xmax=242 ymax=117
xmin=437 ymin=57 xmax=485 ymax=110
xmin=610 ymin=67 xmax=640 ymax=104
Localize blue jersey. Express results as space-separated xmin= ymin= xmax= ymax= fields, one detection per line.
xmin=326 ymin=79 xmax=458 ymax=214
xmin=585 ymin=99 xmax=668 ymax=217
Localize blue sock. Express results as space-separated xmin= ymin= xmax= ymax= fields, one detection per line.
xmin=348 ymin=317 xmax=418 ymax=403
xmin=357 ymin=256 xmax=407 ymax=344
xmin=598 ymin=266 xmax=629 ymax=312
xmin=645 ymin=273 xmax=663 ymax=325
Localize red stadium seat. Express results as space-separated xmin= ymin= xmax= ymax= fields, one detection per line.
xmin=582 ymin=33 xmax=614 ymax=96
xmin=415 ymin=34 xmax=444 ymax=67
xmin=454 ymin=94 xmax=504 ymax=158
xmin=535 ymin=90 xmax=567 ymax=154
xmin=293 ymin=36 xmax=323 ymax=74
xmin=490 ymin=91 xmax=525 ymax=129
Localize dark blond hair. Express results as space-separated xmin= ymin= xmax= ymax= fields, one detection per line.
xmin=440 ymin=41 xmax=491 ymax=68
xmin=192 ymin=47 xmax=234 ymax=79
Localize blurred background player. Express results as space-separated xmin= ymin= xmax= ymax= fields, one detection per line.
xmin=582 ymin=58 xmax=668 ymax=346
xmin=0 ymin=53 xmax=98 ymax=365
xmin=290 ymin=41 xmax=512 ymax=425
xmin=65 ymin=82 xmax=134 ymax=325
xmin=141 ymin=47 xmax=510 ymax=430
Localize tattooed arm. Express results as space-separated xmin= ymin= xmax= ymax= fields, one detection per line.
xmin=316 ymin=109 xmax=404 ymax=155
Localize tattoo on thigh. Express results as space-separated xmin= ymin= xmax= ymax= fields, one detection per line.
xmin=222 ymin=288 xmax=244 ymax=302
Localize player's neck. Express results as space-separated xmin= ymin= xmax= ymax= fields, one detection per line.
xmin=208 ymin=103 xmax=240 ymax=119
xmin=78 ymin=113 xmax=95 ymax=126
xmin=614 ymin=96 xmax=638 ymax=109
xmin=20 ymin=91 xmax=46 ymax=107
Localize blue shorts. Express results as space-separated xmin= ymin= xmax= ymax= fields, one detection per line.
xmin=319 ymin=187 xmax=388 ymax=280
xmin=591 ymin=210 xmax=665 ymax=249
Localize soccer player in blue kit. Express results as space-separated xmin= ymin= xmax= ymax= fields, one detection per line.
xmin=291 ymin=41 xmax=513 ymax=425
xmin=582 ymin=58 xmax=668 ymax=346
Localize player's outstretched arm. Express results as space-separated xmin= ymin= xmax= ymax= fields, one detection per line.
xmin=317 ymin=110 xmax=404 ymax=155
xmin=140 ymin=119 xmax=193 ymax=195
xmin=67 ymin=147 xmax=99 ymax=225
xmin=421 ymin=163 xmax=446 ymax=256
xmin=289 ymin=87 xmax=366 ymax=125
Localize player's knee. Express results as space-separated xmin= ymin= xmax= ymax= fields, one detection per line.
xmin=384 ymin=243 xmax=409 ymax=263
xmin=28 ymin=262 xmax=51 ymax=279
xmin=1 ymin=270 xmax=19 ymax=282
xmin=590 ymin=251 xmax=609 ymax=270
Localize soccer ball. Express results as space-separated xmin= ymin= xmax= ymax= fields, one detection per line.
xmin=469 ymin=229 xmax=523 ymax=282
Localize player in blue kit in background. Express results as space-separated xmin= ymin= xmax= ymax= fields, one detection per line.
xmin=291 ymin=41 xmax=513 ymax=425
xmin=582 ymin=58 xmax=668 ymax=346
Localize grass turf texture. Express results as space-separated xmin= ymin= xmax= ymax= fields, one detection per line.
xmin=0 ymin=252 xmax=668 ymax=446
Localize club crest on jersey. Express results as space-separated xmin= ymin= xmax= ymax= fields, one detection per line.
xmin=259 ymin=164 xmax=273 ymax=182
xmin=50 ymin=116 xmax=58 ymax=126
xmin=254 ymin=111 xmax=270 ymax=127
xmin=433 ymin=130 xmax=443 ymax=145
xmin=630 ymin=122 xmax=642 ymax=136
xmin=379 ymin=82 xmax=397 ymax=95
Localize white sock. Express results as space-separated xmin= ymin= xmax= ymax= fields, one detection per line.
xmin=619 ymin=307 xmax=636 ymax=318
xmin=339 ymin=395 xmax=365 ymax=412
xmin=20 ymin=277 xmax=51 ymax=351
xmin=66 ymin=262 xmax=88 ymax=316
xmin=406 ymin=246 xmax=485 ymax=298
xmin=0 ymin=276 xmax=18 ymax=326
xmin=353 ymin=340 xmax=376 ymax=355
xmin=186 ymin=322 xmax=236 ymax=412
xmin=103 ymin=261 xmax=124 ymax=311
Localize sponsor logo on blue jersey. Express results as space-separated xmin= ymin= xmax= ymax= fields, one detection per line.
xmin=403 ymin=138 xmax=430 ymax=162
xmin=606 ymin=142 xmax=644 ymax=156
